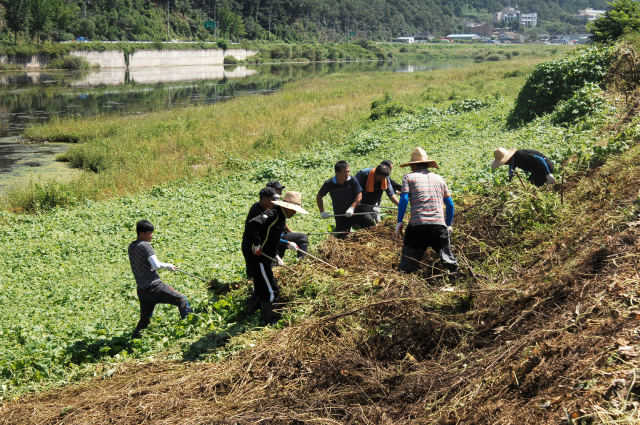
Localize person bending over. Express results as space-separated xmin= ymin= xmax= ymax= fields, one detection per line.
xmin=491 ymin=147 xmax=557 ymax=187
xmin=354 ymin=164 xmax=399 ymax=223
xmin=129 ymin=220 xmax=192 ymax=338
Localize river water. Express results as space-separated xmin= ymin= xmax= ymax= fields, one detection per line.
xmin=0 ymin=59 xmax=472 ymax=191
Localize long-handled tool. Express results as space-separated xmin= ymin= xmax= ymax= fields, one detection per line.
xmin=261 ymin=252 xmax=296 ymax=273
xmin=296 ymin=248 xmax=339 ymax=270
xmin=360 ymin=204 xmax=398 ymax=210
xmin=177 ymin=269 xmax=208 ymax=282
xmin=329 ymin=212 xmax=390 ymax=218
xmin=307 ymin=231 xmax=352 ymax=236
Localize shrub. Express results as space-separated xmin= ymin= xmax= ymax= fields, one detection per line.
xmin=474 ymin=53 xmax=485 ymax=61
xmin=550 ymin=83 xmax=614 ymax=125
xmin=512 ymin=50 xmax=520 ymax=56
xmin=504 ymin=52 xmax=512 ymax=59
xmin=447 ymin=98 xmax=490 ymax=114
xmin=45 ymin=55 xmax=90 ymax=70
xmin=486 ymin=54 xmax=501 ymax=61
xmin=217 ymin=40 xmax=229 ymax=50
xmin=387 ymin=51 xmax=394 ymax=59
xmin=223 ymin=55 xmax=238 ymax=64
xmin=270 ymin=44 xmax=292 ymax=59
xmin=369 ymin=92 xmax=410 ymax=120
xmin=399 ymin=46 xmax=408 ymax=53
xmin=506 ymin=47 xmax=614 ymax=127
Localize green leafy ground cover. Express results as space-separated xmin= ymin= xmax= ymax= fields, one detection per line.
xmin=1 ymin=46 xmax=633 ymax=403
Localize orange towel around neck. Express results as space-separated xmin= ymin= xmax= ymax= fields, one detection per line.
xmin=366 ymin=167 xmax=388 ymax=192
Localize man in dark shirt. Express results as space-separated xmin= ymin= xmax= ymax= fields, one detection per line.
xmin=491 ymin=147 xmax=557 ymax=187
xmin=246 ymin=187 xmax=279 ymax=224
xmin=242 ymin=191 xmax=308 ymax=324
xmin=266 ymin=180 xmax=309 ymax=259
xmin=244 ymin=187 xmax=280 ymax=280
xmin=128 ymin=220 xmax=192 ymax=338
xmin=316 ymin=160 xmax=366 ymax=238
xmin=381 ymin=159 xmax=402 ymax=192
xmin=354 ymin=164 xmax=399 ymax=223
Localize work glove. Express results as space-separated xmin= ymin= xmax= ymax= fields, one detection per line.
xmin=320 ymin=211 xmax=330 ymax=220
xmin=545 ymin=174 xmax=557 ymax=184
xmin=373 ymin=207 xmax=381 ymax=213
xmin=287 ymin=242 xmax=298 ymax=251
xmin=345 ymin=207 xmax=354 ymax=218
xmin=165 ymin=263 xmax=177 ymax=272
xmin=253 ymin=246 xmax=262 ymax=256
xmin=395 ymin=222 xmax=404 ymax=239
xmin=274 ymin=255 xmax=284 ymax=266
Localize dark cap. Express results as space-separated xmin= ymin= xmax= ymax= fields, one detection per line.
xmin=259 ymin=187 xmax=279 ymax=201
xmin=266 ymin=180 xmax=285 ymax=190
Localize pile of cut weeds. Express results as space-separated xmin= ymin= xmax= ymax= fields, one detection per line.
xmin=3 ymin=147 xmax=640 ymax=424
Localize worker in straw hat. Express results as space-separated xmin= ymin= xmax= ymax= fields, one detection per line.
xmin=242 ymin=191 xmax=308 ymax=325
xmin=491 ymin=147 xmax=557 ymax=187
xmin=396 ymin=147 xmax=458 ymax=275
xmin=266 ymin=180 xmax=310 ymax=260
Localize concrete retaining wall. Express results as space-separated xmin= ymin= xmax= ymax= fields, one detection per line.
xmin=0 ymin=49 xmax=257 ymax=69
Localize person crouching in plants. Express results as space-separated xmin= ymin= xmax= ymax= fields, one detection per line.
xmin=395 ymin=148 xmax=458 ymax=276
xmin=242 ymin=191 xmax=308 ymax=325
xmin=129 ymin=220 xmax=192 ymax=338
xmin=492 ymin=147 xmax=557 ymax=187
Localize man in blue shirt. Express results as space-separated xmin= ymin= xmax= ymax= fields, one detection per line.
xmin=316 ymin=160 xmax=366 ymax=238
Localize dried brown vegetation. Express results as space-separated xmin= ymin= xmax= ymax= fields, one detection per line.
xmin=2 ymin=141 xmax=640 ymax=424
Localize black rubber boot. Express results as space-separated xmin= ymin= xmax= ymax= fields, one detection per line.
xmin=260 ymin=300 xmax=278 ymax=325
xmin=244 ymin=291 xmax=261 ymax=320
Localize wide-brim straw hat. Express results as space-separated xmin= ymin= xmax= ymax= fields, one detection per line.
xmin=491 ymin=147 xmax=517 ymax=169
xmin=400 ymin=147 xmax=439 ymax=168
xmin=273 ymin=191 xmax=308 ymax=214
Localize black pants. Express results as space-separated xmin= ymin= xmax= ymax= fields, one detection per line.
xmin=243 ymin=248 xmax=280 ymax=323
xmin=529 ymin=159 xmax=554 ymax=187
xmin=334 ymin=206 xmax=375 ymax=239
xmin=399 ymin=224 xmax=458 ymax=273
xmin=278 ymin=231 xmax=309 ymax=258
xmin=133 ymin=283 xmax=192 ymax=337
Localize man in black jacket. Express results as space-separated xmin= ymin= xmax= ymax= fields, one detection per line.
xmin=491 ymin=147 xmax=557 ymax=187
xmin=266 ymin=180 xmax=309 ymax=259
xmin=242 ymin=191 xmax=308 ymax=324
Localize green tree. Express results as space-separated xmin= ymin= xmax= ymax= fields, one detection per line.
xmin=5 ymin=0 xmax=31 ymax=44
xmin=52 ymin=0 xmax=78 ymax=40
xmin=29 ymin=0 xmax=53 ymax=43
xmin=217 ymin=3 xmax=246 ymax=39
xmin=589 ymin=0 xmax=640 ymax=43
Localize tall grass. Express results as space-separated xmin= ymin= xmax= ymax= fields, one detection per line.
xmin=10 ymin=57 xmax=546 ymax=212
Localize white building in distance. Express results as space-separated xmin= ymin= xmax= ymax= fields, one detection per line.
xmin=576 ymin=7 xmax=606 ymax=22
xmin=494 ymin=7 xmax=538 ymax=27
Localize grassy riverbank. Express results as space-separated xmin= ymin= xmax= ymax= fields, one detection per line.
xmin=2 ymin=44 xmax=638 ymax=402
xmin=14 ymin=55 xmax=560 ymax=213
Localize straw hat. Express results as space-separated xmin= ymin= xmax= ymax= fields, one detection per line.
xmin=400 ymin=147 xmax=439 ymax=168
xmin=273 ymin=191 xmax=309 ymax=214
xmin=491 ymin=147 xmax=517 ymax=169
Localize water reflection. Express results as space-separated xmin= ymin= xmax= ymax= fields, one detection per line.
xmin=0 ymin=59 xmax=473 ymax=190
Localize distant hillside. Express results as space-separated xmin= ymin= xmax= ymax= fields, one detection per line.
xmin=0 ymin=0 xmax=610 ymax=43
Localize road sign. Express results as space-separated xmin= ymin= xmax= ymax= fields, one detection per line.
xmin=350 ymin=32 xmax=356 ymax=36
xmin=205 ymin=21 xmax=216 ymax=29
